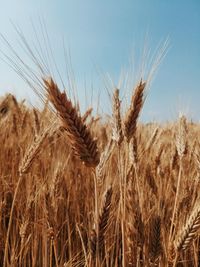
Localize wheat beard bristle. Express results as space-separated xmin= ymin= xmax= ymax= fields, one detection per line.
xmin=43 ymin=77 xmax=100 ymax=167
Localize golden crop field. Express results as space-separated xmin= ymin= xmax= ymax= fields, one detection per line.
xmin=0 ymin=75 xmax=200 ymax=267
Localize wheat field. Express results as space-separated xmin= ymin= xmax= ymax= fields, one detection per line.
xmin=0 ymin=75 xmax=200 ymax=267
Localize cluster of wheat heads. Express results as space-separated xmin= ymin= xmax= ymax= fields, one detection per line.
xmin=0 ymin=78 xmax=200 ymax=267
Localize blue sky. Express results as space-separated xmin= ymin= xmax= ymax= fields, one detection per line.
xmin=0 ymin=0 xmax=199 ymax=121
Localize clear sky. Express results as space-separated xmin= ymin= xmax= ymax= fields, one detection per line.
xmin=0 ymin=0 xmax=199 ymax=122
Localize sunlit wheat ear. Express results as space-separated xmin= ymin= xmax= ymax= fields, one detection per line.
xmin=112 ymin=88 xmax=123 ymax=145
xmin=176 ymin=115 xmax=187 ymax=158
xmin=174 ymin=203 xmax=200 ymax=252
xmin=43 ymin=77 xmax=100 ymax=167
xmin=124 ymin=80 xmax=146 ymax=142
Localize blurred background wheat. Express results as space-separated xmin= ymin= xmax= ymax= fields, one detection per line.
xmin=0 ymin=78 xmax=200 ymax=266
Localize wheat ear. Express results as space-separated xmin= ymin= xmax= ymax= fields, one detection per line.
xmin=149 ymin=215 xmax=162 ymax=261
xmin=174 ymin=203 xmax=200 ymax=251
xmin=19 ymin=124 xmax=54 ymax=175
xmin=169 ymin=116 xmax=187 ymax=241
xmin=124 ymin=80 xmax=146 ymax=142
xmin=98 ymin=186 xmax=113 ymax=254
xmin=112 ymin=88 xmax=123 ymax=145
xmin=43 ymin=77 xmax=100 ymax=167
xmin=176 ymin=115 xmax=187 ymax=158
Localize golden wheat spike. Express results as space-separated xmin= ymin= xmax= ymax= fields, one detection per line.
xmin=174 ymin=203 xmax=200 ymax=251
xmin=98 ymin=186 xmax=113 ymax=252
xmin=124 ymin=80 xmax=146 ymax=142
xmin=176 ymin=115 xmax=187 ymax=158
xmin=19 ymin=124 xmax=53 ymax=175
xmin=149 ymin=215 xmax=162 ymax=261
xmin=112 ymin=88 xmax=123 ymax=145
xmin=43 ymin=77 xmax=100 ymax=167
